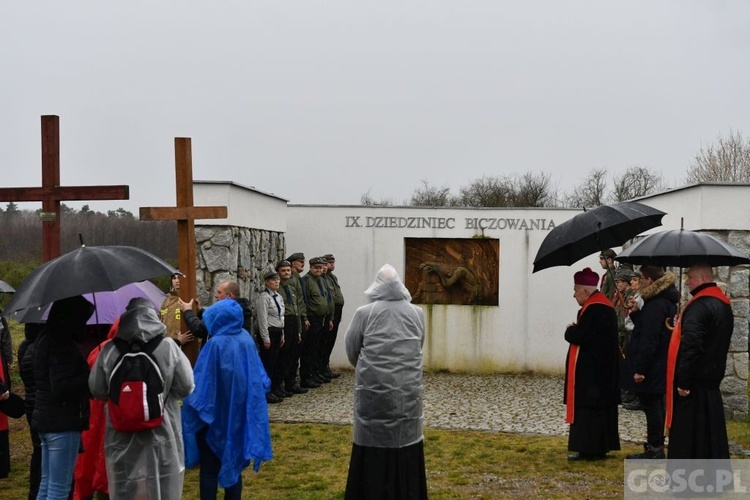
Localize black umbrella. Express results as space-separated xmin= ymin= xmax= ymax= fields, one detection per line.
xmin=614 ymin=229 xmax=750 ymax=268
xmin=532 ymin=201 xmax=666 ymax=273
xmin=3 ymin=245 xmax=178 ymax=318
xmin=0 ymin=280 xmax=14 ymax=293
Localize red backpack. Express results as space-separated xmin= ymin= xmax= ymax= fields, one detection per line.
xmin=107 ymin=336 xmax=165 ymax=432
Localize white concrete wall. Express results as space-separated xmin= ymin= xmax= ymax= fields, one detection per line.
xmin=286 ymin=205 xmax=604 ymax=374
xmin=193 ymin=181 xmax=287 ymax=232
xmin=635 ymin=184 xmax=750 ymax=232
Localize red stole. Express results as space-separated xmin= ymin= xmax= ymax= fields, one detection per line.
xmin=566 ymin=291 xmax=614 ymax=424
xmin=664 ymin=285 xmax=730 ymax=433
xmin=0 ymin=357 xmax=8 ymax=431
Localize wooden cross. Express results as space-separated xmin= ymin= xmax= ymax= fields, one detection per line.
xmin=139 ymin=137 xmax=227 ymax=311
xmin=0 ymin=115 xmax=130 ymax=261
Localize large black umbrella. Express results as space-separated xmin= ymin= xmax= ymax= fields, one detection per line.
xmin=0 ymin=280 xmax=14 ymax=293
xmin=532 ymin=201 xmax=666 ymax=273
xmin=3 ymin=245 xmax=178 ymax=318
xmin=614 ymin=229 xmax=750 ymax=267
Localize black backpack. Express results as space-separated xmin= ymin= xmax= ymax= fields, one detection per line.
xmin=107 ymin=336 xmax=165 ymax=432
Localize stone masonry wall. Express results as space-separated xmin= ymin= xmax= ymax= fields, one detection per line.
xmin=194 ymin=226 xmax=285 ymax=315
xmin=713 ymin=230 xmax=750 ymax=420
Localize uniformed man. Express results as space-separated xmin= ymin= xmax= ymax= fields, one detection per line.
xmin=256 ymin=270 xmax=286 ymax=404
xmin=300 ymin=257 xmax=333 ymax=388
xmin=276 ymin=260 xmax=308 ymax=395
xmin=322 ymin=253 xmax=344 ymax=379
xmin=286 ymin=252 xmax=313 ymax=387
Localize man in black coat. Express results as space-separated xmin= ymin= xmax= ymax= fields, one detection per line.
xmin=667 ymin=263 xmax=734 ymax=459
xmin=564 ymin=267 xmax=620 ymax=461
xmin=625 ymin=265 xmax=678 ymax=459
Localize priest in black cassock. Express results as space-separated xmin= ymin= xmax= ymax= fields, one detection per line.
xmin=666 ymin=263 xmax=734 ymax=459
xmin=564 ymin=267 xmax=621 ymax=461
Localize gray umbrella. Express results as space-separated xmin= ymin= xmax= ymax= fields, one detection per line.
xmin=0 ymin=280 xmax=14 ymax=293
xmin=614 ymin=229 xmax=750 ymax=267
xmin=3 ymin=245 xmax=177 ymax=318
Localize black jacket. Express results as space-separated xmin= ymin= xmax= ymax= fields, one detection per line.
xmin=676 ymin=283 xmax=734 ymax=390
xmin=627 ymin=272 xmax=678 ymax=393
xmin=18 ymin=339 xmax=35 ymax=422
xmin=564 ymin=297 xmax=620 ymax=408
xmin=30 ymin=297 xmax=93 ymax=433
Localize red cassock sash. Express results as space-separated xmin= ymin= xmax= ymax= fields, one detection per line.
xmin=566 ymin=292 xmax=614 ymax=424
xmin=664 ymin=285 xmax=730 ymax=433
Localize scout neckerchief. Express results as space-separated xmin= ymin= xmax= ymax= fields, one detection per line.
xmin=664 ymin=284 xmax=730 ymax=433
xmin=566 ymin=291 xmax=614 ymax=424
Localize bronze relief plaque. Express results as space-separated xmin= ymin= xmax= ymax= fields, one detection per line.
xmin=405 ymin=238 xmax=499 ymax=306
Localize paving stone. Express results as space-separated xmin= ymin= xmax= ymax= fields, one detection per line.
xmin=268 ymin=371 xmax=648 ymax=443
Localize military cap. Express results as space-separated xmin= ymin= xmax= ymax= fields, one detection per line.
xmin=286 ymin=252 xmax=305 ymax=262
xmin=322 ymin=254 xmax=335 ymax=262
xmin=614 ymin=268 xmax=633 ymax=282
xmin=276 ymin=260 xmax=291 ymax=270
xmin=309 ymin=256 xmax=325 ymax=266
xmin=264 ymin=270 xmax=280 ymax=280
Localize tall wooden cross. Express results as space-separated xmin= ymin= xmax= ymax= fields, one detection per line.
xmin=0 ymin=115 xmax=130 ymax=261
xmin=139 ymin=137 xmax=228 ymax=309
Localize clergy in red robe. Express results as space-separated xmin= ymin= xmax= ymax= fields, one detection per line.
xmin=564 ymin=267 xmax=621 ymax=461
xmin=666 ymin=263 xmax=733 ymax=459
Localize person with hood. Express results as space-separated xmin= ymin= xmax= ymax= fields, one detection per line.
xmin=89 ymin=298 xmax=195 ymax=499
xmin=344 ymin=264 xmax=427 ymax=500
xmin=182 ymin=298 xmax=273 ymax=500
xmin=625 ymin=265 xmax=678 ymax=460
xmin=18 ymin=322 xmax=44 ymax=499
xmin=564 ymin=267 xmax=620 ymax=461
xmin=74 ymin=319 xmax=120 ymax=500
xmin=33 ymin=295 xmax=94 ymax=500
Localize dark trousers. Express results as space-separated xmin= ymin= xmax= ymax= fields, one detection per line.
xmin=197 ymin=426 xmax=242 ymax=500
xmin=277 ymin=316 xmax=300 ymax=388
xmin=300 ymin=316 xmax=324 ymax=380
xmin=26 ymin=419 xmax=41 ymax=500
xmin=321 ymin=305 xmax=343 ymax=370
xmin=639 ymin=392 xmax=665 ymax=447
xmin=258 ymin=327 xmax=283 ymax=389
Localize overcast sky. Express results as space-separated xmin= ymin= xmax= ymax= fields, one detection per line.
xmin=2 ymin=1 xmax=749 ymax=213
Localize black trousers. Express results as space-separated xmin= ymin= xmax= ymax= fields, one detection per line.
xmin=300 ymin=316 xmax=324 ymax=380
xmin=278 ymin=315 xmax=300 ymax=389
xmin=258 ymin=327 xmax=283 ymax=388
xmin=639 ymin=392 xmax=665 ymax=448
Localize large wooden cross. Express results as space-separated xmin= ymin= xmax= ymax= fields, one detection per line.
xmin=0 ymin=115 xmax=130 ymax=261
xmin=139 ymin=137 xmax=227 ymax=308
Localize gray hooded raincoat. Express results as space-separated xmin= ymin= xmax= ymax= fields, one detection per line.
xmin=89 ymin=300 xmax=195 ymax=499
xmin=345 ymin=264 xmax=426 ymax=448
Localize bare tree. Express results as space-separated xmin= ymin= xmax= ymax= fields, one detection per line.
xmin=565 ymin=168 xmax=608 ymax=208
xmin=457 ymin=175 xmax=518 ymax=207
xmin=686 ymin=130 xmax=750 ymax=183
xmin=360 ymin=189 xmax=393 ymax=206
xmin=513 ymin=172 xmax=556 ymax=207
xmin=611 ymin=166 xmax=665 ymax=202
xmin=409 ymin=180 xmax=455 ymax=207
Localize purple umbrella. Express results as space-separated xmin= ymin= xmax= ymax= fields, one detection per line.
xmin=12 ymin=281 xmax=166 ymax=325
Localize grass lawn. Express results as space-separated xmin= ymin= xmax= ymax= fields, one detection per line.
xmin=2 ymin=321 xmax=749 ymax=498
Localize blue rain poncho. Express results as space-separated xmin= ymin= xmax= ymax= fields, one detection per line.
xmin=182 ymin=298 xmax=272 ymax=487
xmin=345 ymin=264 xmax=426 ymax=448
xmin=89 ymin=299 xmax=195 ymax=499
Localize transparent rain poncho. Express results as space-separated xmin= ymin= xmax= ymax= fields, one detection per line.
xmin=89 ymin=300 xmax=195 ymax=499
xmin=345 ymin=264 xmax=426 ymax=448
